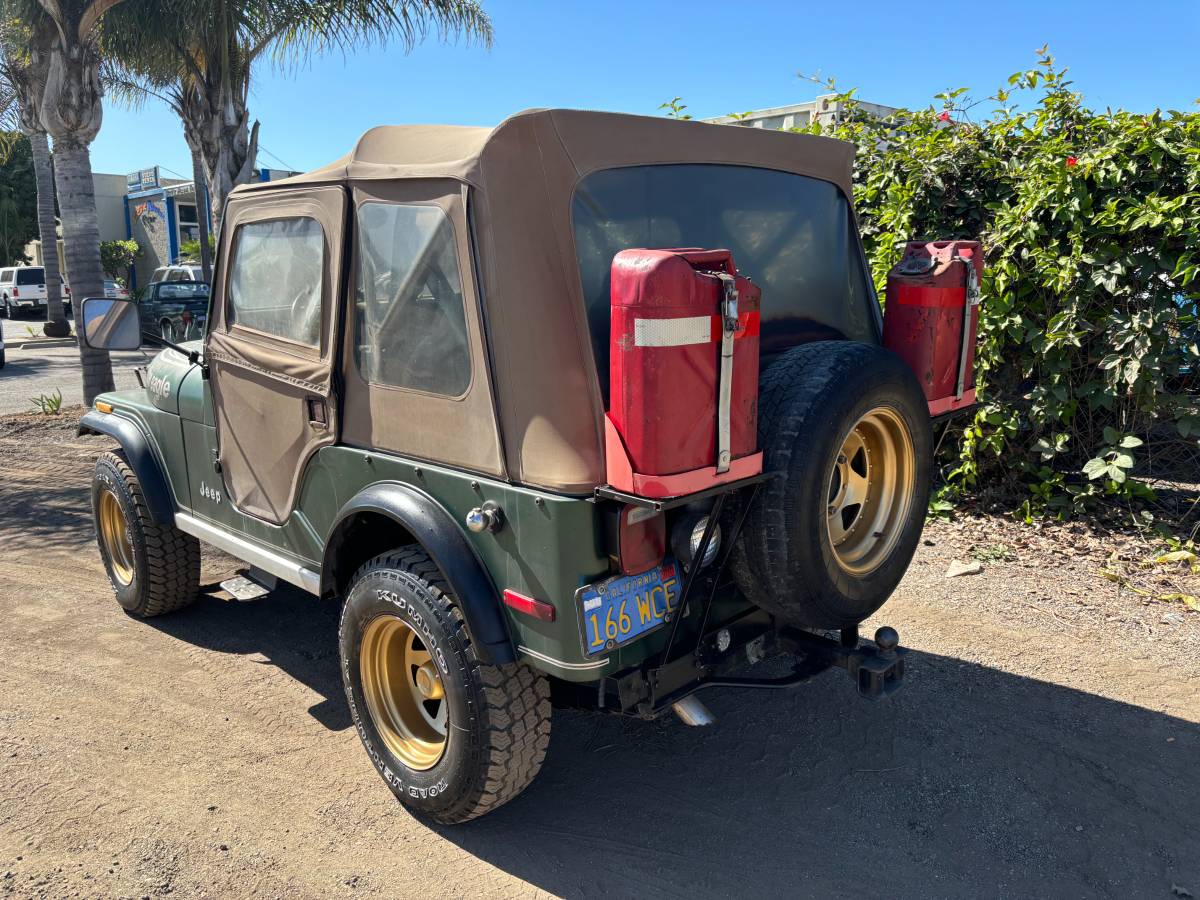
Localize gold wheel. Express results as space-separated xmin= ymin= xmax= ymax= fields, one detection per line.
xmin=98 ymin=489 xmax=135 ymax=586
xmin=825 ymin=406 xmax=916 ymax=576
xmin=359 ymin=615 xmax=448 ymax=771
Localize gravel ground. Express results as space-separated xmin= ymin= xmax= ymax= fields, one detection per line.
xmin=0 ymin=411 xmax=1197 ymax=899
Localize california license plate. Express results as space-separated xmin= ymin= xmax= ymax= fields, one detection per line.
xmin=577 ymin=560 xmax=682 ymax=656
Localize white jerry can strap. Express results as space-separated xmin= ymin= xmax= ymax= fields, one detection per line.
xmin=714 ymin=272 xmax=739 ymax=473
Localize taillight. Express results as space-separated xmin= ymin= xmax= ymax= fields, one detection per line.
xmin=617 ymin=504 xmax=665 ymax=576
xmin=11 ymin=287 xmax=17 ymax=297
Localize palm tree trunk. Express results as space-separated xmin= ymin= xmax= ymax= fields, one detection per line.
xmin=28 ymin=131 xmax=70 ymax=337
xmin=189 ymin=145 xmax=213 ymax=282
xmin=53 ymin=143 xmax=114 ymax=403
xmin=193 ymin=99 xmax=257 ymax=236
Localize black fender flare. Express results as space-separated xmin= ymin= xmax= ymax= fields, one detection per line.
xmin=322 ymin=482 xmax=516 ymax=665
xmin=78 ymin=410 xmax=175 ymax=524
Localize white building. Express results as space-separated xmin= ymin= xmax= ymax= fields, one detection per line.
xmin=705 ymin=94 xmax=896 ymax=131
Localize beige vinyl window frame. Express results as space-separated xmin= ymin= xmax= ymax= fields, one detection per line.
xmin=349 ymin=199 xmax=475 ymax=402
xmin=221 ymin=212 xmax=330 ymax=362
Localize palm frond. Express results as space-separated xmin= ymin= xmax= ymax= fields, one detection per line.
xmin=267 ymin=0 xmax=492 ymax=67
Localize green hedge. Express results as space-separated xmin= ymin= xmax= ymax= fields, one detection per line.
xmin=793 ymin=50 xmax=1199 ymax=521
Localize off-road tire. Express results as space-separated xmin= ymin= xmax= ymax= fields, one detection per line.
xmin=91 ymin=449 xmax=200 ymax=617
xmin=340 ymin=548 xmax=551 ymax=824
xmin=733 ymin=341 xmax=932 ymax=629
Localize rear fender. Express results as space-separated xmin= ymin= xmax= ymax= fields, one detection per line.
xmin=322 ymin=482 xmax=516 ymax=665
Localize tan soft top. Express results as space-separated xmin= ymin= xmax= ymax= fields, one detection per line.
xmin=235 ymin=108 xmax=854 ymax=196
xmin=231 ymin=110 xmax=857 ymax=494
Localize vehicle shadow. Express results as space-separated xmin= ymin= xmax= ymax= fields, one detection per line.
xmin=434 ymin=653 xmax=1199 ymax=899
xmin=143 ymin=584 xmax=352 ymax=732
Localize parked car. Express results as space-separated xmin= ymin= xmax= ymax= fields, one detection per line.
xmin=135 ymin=280 xmax=209 ymax=342
xmin=0 ymin=266 xmax=49 ymax=318
xmin=63 ymin=280 xmax=128 ymax=317
xmin=148 ymin=264 xmax=204 ymax=284
xmin=79 ymin=109 xmax=981 ymax=825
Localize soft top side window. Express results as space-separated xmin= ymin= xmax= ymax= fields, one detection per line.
xmin=227 ymin=217 xmax=324 ymax=347
xmin=354 ymin=202 xmax=471 ymax=397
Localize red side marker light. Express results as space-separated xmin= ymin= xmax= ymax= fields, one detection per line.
xmin=502 ymin=589 xmax=556 ymax=622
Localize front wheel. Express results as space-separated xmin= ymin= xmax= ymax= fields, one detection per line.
xmin=92 ymin=450 xmax=200 ymax=617
xmin=340 ymin=548 xmax=551 ymax=824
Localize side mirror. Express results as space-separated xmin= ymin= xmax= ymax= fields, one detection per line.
xmin=80 ymin=297 xmax=142 ymax=351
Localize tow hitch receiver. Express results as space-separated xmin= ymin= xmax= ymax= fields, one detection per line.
xmin=780 ymin=626 xmax=905 ymax=700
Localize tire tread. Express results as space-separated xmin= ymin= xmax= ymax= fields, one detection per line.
xmin=98 ymin=449 xmax=199 ymax=617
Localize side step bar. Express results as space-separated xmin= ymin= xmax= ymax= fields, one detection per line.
xmin=175 ymin=512 xmax=320 ymax=595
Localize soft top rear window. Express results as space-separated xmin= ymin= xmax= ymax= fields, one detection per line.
xmin=572 ymin=164 xmax=878 ymax=393
xmin=16 ymin=268 xmax=44 ymax=285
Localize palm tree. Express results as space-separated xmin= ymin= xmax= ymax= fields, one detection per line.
xmin=2 ymin=0 xmax=124 ymax=401
xmin=0 ymin=18 xmax=70 ymax=337
xmin=107 ymin=0 xmax=492 ymax=234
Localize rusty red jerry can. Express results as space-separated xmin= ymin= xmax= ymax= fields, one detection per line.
xmin=606 ymin=248 xmax=763 ymax=498
xmin=883 ymin=240 xmax=983 ymax=416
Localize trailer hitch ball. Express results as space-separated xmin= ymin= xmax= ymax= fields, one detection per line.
xmin=874 ymin=626 xmax=899 ymax=654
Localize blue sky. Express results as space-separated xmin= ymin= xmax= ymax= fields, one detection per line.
xmin=90 ymin=0 xmax=1200 ymax=180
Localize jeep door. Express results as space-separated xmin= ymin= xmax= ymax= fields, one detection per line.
xmin=205 ymin=186 xmax=346 ymax=525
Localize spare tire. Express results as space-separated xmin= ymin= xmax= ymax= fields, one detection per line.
xmin=733 ymin=341 xmax=932 ymax=629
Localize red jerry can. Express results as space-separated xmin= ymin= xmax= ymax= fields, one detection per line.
xmin=605 ymin=248 xmax=763 ymax=498
xmin=883 ymin=240 xmax=983 ymax=416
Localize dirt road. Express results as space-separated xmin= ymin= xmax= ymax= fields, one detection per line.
xmin=1 ymin=413 xmax=1197 ymax=899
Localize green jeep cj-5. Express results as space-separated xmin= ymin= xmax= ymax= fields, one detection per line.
xmin=80 ymin=110 xmax=981 ymax=823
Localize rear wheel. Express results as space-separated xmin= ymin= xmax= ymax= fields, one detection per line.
xmin=733 ymin=341 xmax=932 ymax=629
xmin=340 ymin=548 xmax=551 ymax=824
xmin=92 ymin=450 xmax=200 ymax=617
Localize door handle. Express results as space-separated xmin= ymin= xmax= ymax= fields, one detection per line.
xmin=306 ymin=396 xmax=328 ymax=429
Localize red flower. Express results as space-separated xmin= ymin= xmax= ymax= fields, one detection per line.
xmin=937 ymin=111 xmax=951 ymax=122
xmin=1066 ymin=156 xmax=1078 ymax=167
